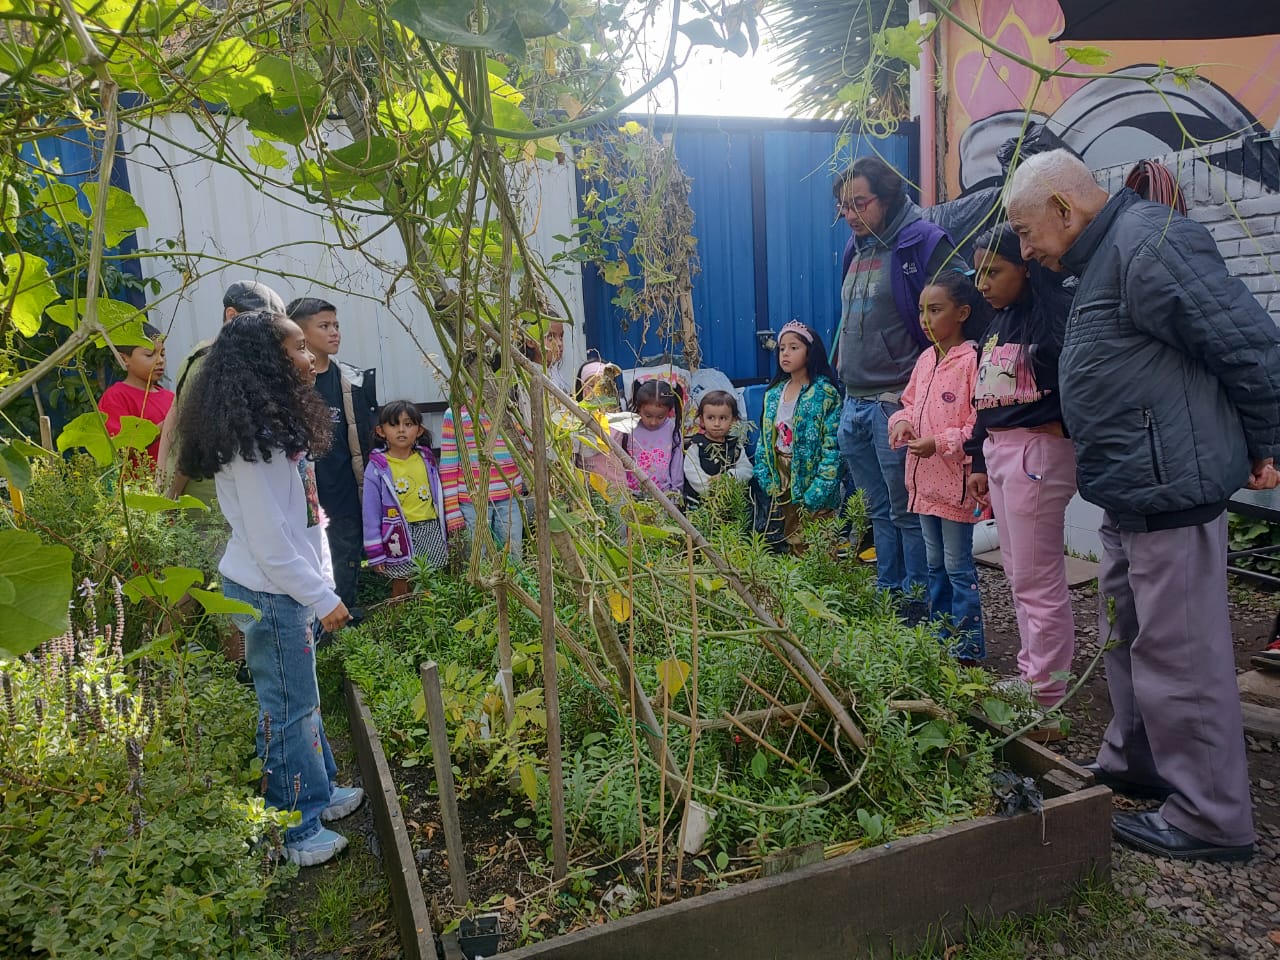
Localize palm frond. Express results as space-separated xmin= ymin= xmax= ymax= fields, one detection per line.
xmin=766 ymin=0 xmax=911 ymax=119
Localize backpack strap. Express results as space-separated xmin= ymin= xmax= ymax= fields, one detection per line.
xmin=890 ymin=220 xmax=951 ymax=350
xmin=339 ymin=370 xmax=365 ymax=503
xmin=174 ymin=344 xmax=210 ymax=397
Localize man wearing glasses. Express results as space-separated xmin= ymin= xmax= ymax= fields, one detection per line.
xmin=831 ymin=157 xmax=964 ymax=620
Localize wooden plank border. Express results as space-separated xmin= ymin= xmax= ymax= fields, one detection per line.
xmin=352 ymin=679 xmax=1112 ymax=960
xmin=345 ymin=679 xmax=435 ymax=960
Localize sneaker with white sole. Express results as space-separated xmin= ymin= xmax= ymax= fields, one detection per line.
xmin=322 ymin=785 xmax=364 ymax=822
xmin=284 ymin=827 xmax=348 ymax=867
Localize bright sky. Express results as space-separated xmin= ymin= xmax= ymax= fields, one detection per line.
xmin=621 ymin=5 xmax=802 ymax=118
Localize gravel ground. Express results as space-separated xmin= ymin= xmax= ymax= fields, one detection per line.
xmin=977 ymin=566 xmax=1280 ymax=958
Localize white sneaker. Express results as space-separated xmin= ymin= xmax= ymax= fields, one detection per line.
xmin=994 ymin=677 xmax=1035 ymax=699
xmin=322 ymin=785 xmax=364 ymax=821
xmin=284 ymin=827 xmax=348 ymax=867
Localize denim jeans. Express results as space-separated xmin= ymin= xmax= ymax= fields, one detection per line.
xmin=224 ymin=579 xmax=337 ymax=844
xmin=919 ymin=514 xmax=986 ymax=661
xmin=837 ymin=396 xmax=927 ymax=594
xmin=459 ymin=497 xmax=523 ymax=563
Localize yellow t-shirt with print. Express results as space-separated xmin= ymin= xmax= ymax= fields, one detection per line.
xmin=387 ymin=453 xmax=438 ymax=523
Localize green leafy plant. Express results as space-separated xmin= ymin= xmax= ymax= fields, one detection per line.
xmin=0 ymin=587 xmax=292 ymax=958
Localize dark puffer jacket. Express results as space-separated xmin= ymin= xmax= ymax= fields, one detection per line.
xmin=1058 ymin=189 xmax=1280 ymax=531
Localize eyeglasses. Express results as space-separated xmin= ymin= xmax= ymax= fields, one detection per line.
xmin=837 ymin=195 xmax=877 ymax=213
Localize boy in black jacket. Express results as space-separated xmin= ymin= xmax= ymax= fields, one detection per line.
xmin=289 ymin=297 xmax=376 ymax=619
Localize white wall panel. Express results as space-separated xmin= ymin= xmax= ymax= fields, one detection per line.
xmin=120 ymin=113 xmax=583 ymax=407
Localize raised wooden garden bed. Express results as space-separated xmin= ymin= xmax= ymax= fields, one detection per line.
xmin=346 ymin=679 xmax=1112 ymax=960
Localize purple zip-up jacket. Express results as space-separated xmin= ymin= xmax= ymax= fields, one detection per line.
xmin=362 ymin=446 xmax=448 ymax=567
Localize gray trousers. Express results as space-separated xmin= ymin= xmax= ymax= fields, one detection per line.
xmin=1095 ymin=511 xmax=1254 ymax=846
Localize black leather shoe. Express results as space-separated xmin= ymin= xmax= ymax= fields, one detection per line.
xmin=1112 ymin=811 xmax=1253 ymax=863
xmin=1080 ymin=760 xmax=1173 ymax=801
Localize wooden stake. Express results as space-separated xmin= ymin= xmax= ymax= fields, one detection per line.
xmin=495 ymin=580 xmax=514 ymax=726
xmin=530 ymin=375 xmax=568 ymax=880
xmin=38 ymin=415 xmax=52 ymax=451
xmin=418 ymin=662 xmax=470 ymax=906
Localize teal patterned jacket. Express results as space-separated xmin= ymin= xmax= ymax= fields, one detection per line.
xmin=753 ymin=376 xmax=844 ymax=513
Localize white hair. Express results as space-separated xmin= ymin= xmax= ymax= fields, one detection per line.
xmin=1007 ymin=149 xmax=1105 ymax=211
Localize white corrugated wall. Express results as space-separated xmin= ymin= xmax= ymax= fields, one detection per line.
xmin=119 ymin=112 xmax=587 ymax=410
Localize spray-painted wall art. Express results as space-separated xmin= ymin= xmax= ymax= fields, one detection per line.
xmin=941 ymin=0 xmax=1280 ymax=195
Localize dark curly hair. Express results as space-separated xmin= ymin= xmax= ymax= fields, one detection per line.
xmin=177 ymin=312 xmax=332 ymax=480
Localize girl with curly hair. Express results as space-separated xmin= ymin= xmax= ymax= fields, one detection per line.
xmin=178 ymin=310 xmax=363 ymax=866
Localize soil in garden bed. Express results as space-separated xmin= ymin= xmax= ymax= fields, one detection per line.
xmin=393 ymin=762 xmax=708 ymax=949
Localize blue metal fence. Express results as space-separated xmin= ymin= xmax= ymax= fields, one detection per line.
xmin=581 ymin=116 xmax=917 ymax=384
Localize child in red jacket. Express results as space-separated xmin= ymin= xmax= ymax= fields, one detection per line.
xmin=98 ymin=323 xmax=173 ymax=473
xmin=888 ymin=271 xmax=988 ymax=663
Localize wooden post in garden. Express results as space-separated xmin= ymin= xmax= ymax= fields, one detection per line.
xmin=529 ymin=375 xmax=569 ymax=880
xmin=495 ymin=580 xmax=514 ymax=726
xmin=419 ymin=662 xmax=470 ymax=906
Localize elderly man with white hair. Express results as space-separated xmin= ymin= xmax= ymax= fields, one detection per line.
xmin=1007 ymin=149 xmax=1280 ymax=862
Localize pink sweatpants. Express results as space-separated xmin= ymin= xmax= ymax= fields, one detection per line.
xmin=984 ymin=429 xmax=1078 ymax=706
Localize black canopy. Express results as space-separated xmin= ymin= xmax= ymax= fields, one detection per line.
xmin=1055 ymin=0 xmax=1280 ymax=41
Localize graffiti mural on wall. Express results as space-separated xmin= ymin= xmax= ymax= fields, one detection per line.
xmin=942 ymin=0 xmax=1280 ymax=195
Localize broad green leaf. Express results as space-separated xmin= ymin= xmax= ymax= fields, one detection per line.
xmin=0 ymin=443 xmax=31 ymax=491
xmin=835 ymin=81 xmax=867 ymax=105
xmin=390 ymin=0 xmax=524 ymax=56
xmin=655 ymin=658 xmax=691 ymax=697
xmin=602 ymin=546 xmax=629 ymax=572
xmin=630 ymin=521 xmax=674 ymax=542
xmin=1 ymin=253 xmax=57 ymax=336
xmin=488 ymin=94 xmax=533 ymax=136
xmin=124 ymin=492 xmax=209 ymax=513
xmin=454 ymin=617 xmax=476 ymax=632
xmin=187 ymin=38 xmax=273 ymax=110
xmin=326 ymin=137 xmax=400 ymax=172
xmin=9 ymin=439 xmax=54 ymax=459
xmin=518 ymin=762 xmax=539 ymax=805
xmin=242 ymin=98 xmax=310 ymax=145
xmin=112 ymin=416 xmax=160 ymax=453
xmin=248 ymin=140 xmax=289 ymax=169
xmin=875 ymin=22 xmax=923 ymax=69
xmin=34 ymin=182 xmax=87 ymax=229
xmin=794 ymin=589 xmax=843 ymax=624
xmin=914 ymin=718 xmax=951 ymax=753
xmin=56 ymin=411 xmax=113 ymax=465
xmin=84 ymin=185 xmax=148 ymax=246
xmin=981 ymin=696 xmax=1016 ymax=728
xmin=253 ymin=54 xmax=324 ymax=112
xmin=188 ymin=588 xmax=260 ymax=618
xmin=45 ymin=297 xmax=144 ymax=342
xmin=1063 ymin=46 xmax=1112 ymax=66
xmin=0 ymin=530 xmax=72 ymax=658
xmin=122 ymin=565 xmax=204 ymax=607
xmin=749 ymin=749 xmax=768 ymax=779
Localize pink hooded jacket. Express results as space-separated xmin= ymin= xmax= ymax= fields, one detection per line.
xmin=888 ymin=342 xmax=989 ymax=524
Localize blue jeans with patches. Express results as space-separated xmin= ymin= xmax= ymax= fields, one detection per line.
xmin=225 ymin=580 xmax=337 ymax=844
